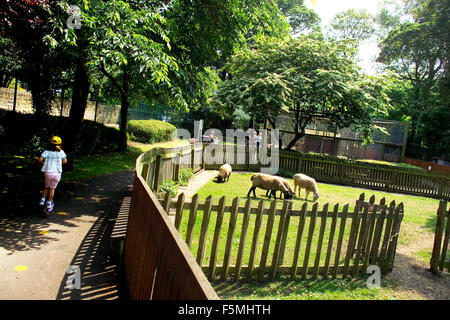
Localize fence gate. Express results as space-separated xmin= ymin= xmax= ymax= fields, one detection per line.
xmin=430 ymin=200 xmax=450 ymax=274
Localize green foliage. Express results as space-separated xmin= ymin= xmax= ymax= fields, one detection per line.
xmin=276 ymin=0 xmax=321 ymax=35
xmin=0 ymin=110 xmax=120 ymax=157
xmin=327 ymin=9 xmax=376 ymax=43
xmin=178 ymin=167 xmax=194 ymax=186
xmin=158 ymin=180 xmax=179 ymax=197
xmin=127 ymin=120 xmax=176 ymax=144
xmin=212 ymin=35 xmax=391 ymax=149
xmin=377 ymin=0 xmax=450 ymax=160
xmin=276 ymin=168 xmax=294 ymax=179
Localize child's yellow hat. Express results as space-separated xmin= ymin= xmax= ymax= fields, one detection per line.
xmin=51 ymin=136 xmax=62 ymax=145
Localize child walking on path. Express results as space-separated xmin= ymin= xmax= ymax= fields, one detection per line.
xmin=37 ymin=136 xmax=67 ymax=213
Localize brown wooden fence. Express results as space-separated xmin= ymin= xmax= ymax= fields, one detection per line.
xmin=122 ymin=154 xmax=218 ymax=300
xmin=140 ymin=143 xmax=204 ymax=193
xmin=430 ymin=200 xmax=450 ymax=274
xmin=203 ymin=146 xmax=450 ymax=200
xmin=160 ymin=192 xmax=404 ymax=281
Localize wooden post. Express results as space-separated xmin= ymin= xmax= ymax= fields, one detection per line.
xmin=248 ymin=200 xmax=265 ymax=280
xmin=153 ymin=154 xmax=162 ymax=192
xmin=191 ymin=145 xmax=195 ymax=170
xmin=174 ymin=151 xmax=181 ymax=182
xmin=185 ymin=194 xmax=199 ymax=248
xmin=13 ymin=79 xmax=18 ymax=112
xmin=60 ymin=87 xmax=65 ymax=117
xmin=196 ymin=195 xmax=213 ymax=266
xmin=174 ymin=193 xmax=185 ymax=230
xmin=235 ymin=198 xmax=252 ymax=280
xmin=291 ymin=203 xmax=307 ymax=280
xmin=208 ymin=196 xmax=226 ymax=281
xmin=222 ymin=197 xmax=239 ymax=280
xmin=258 ymin=200 xmax=277 ymax=282
xmin=430 ymin=201 xmax=447 ymax=274
xmin=94 ymin=88 xmax=99 ymax=122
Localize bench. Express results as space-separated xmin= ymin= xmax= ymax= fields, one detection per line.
xmin=110 ymin=197 xmax=131 ymax=266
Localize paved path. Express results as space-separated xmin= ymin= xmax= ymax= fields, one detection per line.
xmin=0 ymin=170 xmax=134 ymax=300
xmin=177 ymin=170 xmax=218 ymax=199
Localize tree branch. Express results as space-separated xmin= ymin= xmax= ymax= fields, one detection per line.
xmin=97 ymin=60 xmax=124 ymax=96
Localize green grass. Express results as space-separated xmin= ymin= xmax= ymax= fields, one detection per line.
xmin=194 ymin=173 xmax=439 ymax=231
xmin=177 ymin=172 xmax=441 ymax=300
xmin=213 ymin=277 xmax=420 ymax=300
xmin=62 ymin=140 xmax=189 ymax=181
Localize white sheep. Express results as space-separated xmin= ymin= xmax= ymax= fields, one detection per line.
xmin=293 ymin=173 xmax=320 ymax=202
xmin=217 ymin=164 xmax=232 ymax=183
xmin=248 ymin=173 xmax=293 ymax=200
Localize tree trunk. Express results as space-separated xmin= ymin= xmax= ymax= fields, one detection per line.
xmin=118 ymin=65 xmax=129 ymax=152
xmin=284 ymin=132 xmax=305 ymax=151
xmin=64 ymin=49 xmax=90 ymax=171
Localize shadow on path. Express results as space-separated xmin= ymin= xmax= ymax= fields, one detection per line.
xmin=56 ymin=213 xmax=121 ymax=300
xmin=0 ymin=170 xmax=134 ymax=300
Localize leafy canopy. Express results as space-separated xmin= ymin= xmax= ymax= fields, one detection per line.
xmin=212 ymin=35 xmax=391 ymax=149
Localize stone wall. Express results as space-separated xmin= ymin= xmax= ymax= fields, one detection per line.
xmin=0 ymin=87 xmax=121 ymax=124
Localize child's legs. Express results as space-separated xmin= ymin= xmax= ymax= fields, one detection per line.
xmin=44 ymin=173 xmax=61 ymax=201
xmin=47 ymin=188 xmax=55 ymax=201
xmin=42 ymin=188 xmax=49 ymax=199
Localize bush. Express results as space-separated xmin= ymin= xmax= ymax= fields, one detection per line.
xmin=159 ymin=180 xmax=179 ymax=197
xmin=179 ymin=167 xmax=194 ymax=186
xmin=127 ymin=120 xmax=176 ymax=144
xmin=276 ymin=168 xmax=294 ymax=179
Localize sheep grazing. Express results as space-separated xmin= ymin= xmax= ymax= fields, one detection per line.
xmin=217 ymin=163 xmax=232 ymax=183
xmin=265 ymin=178 xmax=295 ymax=200
xmin=293 ymin=173 xmax=320 ymax=202
xmin=248 ymin=173 xmax=293 ymax=200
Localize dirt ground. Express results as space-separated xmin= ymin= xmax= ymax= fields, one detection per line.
xmin=386 ymin=223 xmax=450 ymax=300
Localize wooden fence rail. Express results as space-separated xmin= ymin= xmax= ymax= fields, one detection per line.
xmin=138 ymin=143 xmax=449 ymax=200
xmin=430 ymin=201 xmax=450 ymax=274
xmin=122 ymin=154 xmax=218 ymax=300
xmin=204 ymin=147 xmax=450 ymax=200
xmin=161 ymin=192 xmax=404 ymax=282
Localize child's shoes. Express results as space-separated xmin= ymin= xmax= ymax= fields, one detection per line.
xmin=46 ymin=201 xmax=54 ymax=212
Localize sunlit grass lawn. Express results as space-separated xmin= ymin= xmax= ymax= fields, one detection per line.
xmin=176 ymin=172 xmax=440 ymax=300
xmin=62 ymin=140 xmax=189 ymax=181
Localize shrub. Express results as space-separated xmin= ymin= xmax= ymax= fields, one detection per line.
xmin=276 ymin=168 xmax=294 ymax=179
xmin=159 ymin=180 xmax=179 ymax=197
xmin=127 ymin=120 xmax=176 ymax=144
xmin=179 ymin=167 xmax=194 ymax=186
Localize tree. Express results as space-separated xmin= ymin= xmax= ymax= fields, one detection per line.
xmin=276 ymin=0 xmax=321 ymax=35
xmin=212 ymin=36 xmax=390 ymax=150
xmin=48 ymin=0 xmax=291 ymax=160
xmin=0 ymin=0 xmax=71 ymax=115
xmin=327 ymin=9 xmax=376 ymax=50
xmin=377 ymin=0 xmax=449 ymax=159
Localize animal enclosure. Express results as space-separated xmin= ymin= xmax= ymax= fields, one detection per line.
xmin=161 ymin=192 xmax=404 ymax=282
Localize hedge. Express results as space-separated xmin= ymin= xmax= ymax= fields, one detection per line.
xmin=127 ymin=120 xmax=176 ymax=144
